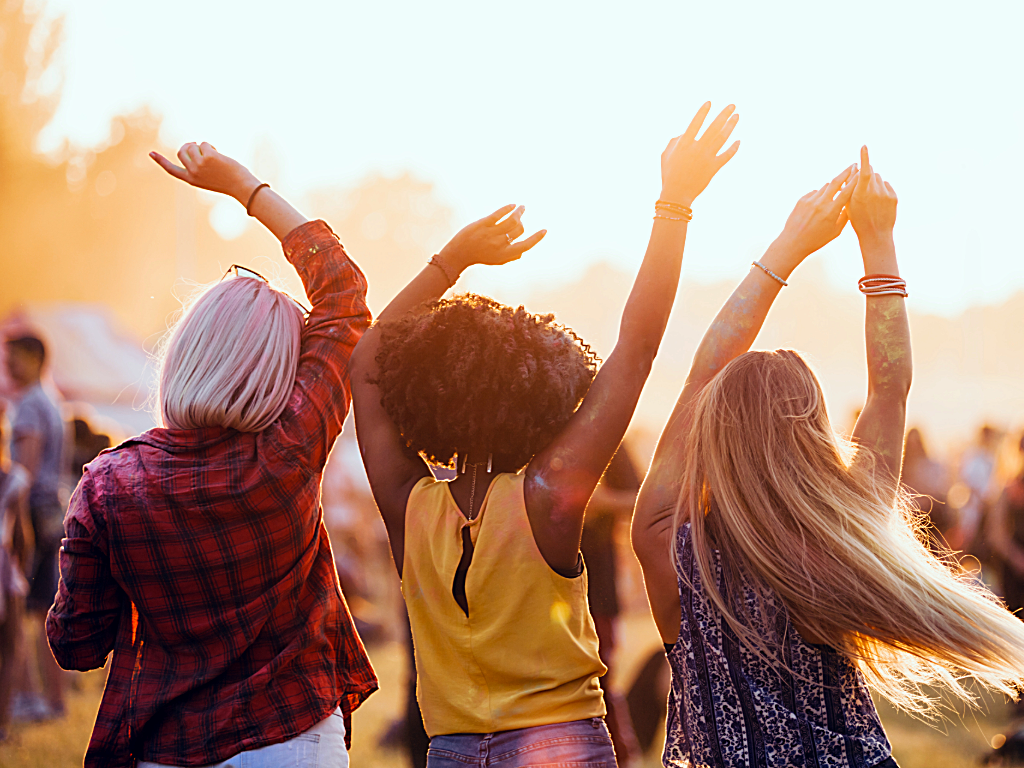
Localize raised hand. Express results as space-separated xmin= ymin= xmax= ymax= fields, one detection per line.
xmin=660 ymin=102 xmax=741 ymax=207
xmin=848 ymin=145 xmax=898 ymax=246
xmin=773 ymin=164 xmax=858 ymax=267
xmin=150 ymin=142 xmax=261 ymax=204
xmin=438 ymin=204 xmax=546 ymax=271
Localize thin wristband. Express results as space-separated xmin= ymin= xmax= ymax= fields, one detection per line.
xmin=428 ymin=255 xmax=458 ymax=287
xmin=245 ymin=182 xmax=270 ymax=217
xmin=751 ymin=260 xmax=788 ymax=287
xmin=655 ymin=199 xmax=693 ymax=221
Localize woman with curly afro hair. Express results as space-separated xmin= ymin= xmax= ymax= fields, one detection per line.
xmin=351 ymin=101 xmax=740 ymax=768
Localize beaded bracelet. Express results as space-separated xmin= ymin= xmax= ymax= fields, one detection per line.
xmin=655 ymin=199 xmax=693 ymax=222
xmin=751 ymin=261 xmax=788 ymax=287
xmin=858 ymin=274 xmax=908 ymax=298
xmin=428 ymin=255 xmax=459 ymax=288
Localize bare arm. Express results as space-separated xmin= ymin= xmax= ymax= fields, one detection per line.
xmin=152 ymin=142 xmax=372 ymax=470
xmin=1 ymin=467 xmax=33 ymax=572
xmin=849 ymin=147 xmax=911 ymax=488
xmin=633 ymin=163 xmax=858 ymax=642
xmin=351 ymin=207 xmax=545 ymax=573
xmin=151 ymin=143 xmax=307 ymax=241
xmin=525 ymin=102 xmax=741 ymax=573
xmin=588 ymin=485 xmax=639 ymax=517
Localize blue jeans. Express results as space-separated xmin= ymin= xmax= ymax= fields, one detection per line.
xmin=426 ymin=718 xmax=616 ymax=767
xmin=137 ymin=707 xmax=348 ymax=768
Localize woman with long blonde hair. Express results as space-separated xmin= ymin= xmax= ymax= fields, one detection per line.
xmin=632 ymin=146 xmax=1024 ymax=768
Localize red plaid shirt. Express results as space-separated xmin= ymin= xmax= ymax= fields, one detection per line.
xmin=46 ymin=221 xmax=378 ymax=767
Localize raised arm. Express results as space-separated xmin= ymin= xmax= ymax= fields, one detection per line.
xmin=849 ymin=146 xmax=911 ymax=488
xmin=151 ymin=142 xmax=307 ymax=240
xmin=522 ymin=103 xmax=740 ymax=573
xmin=152 ymin=142 xmax=371 ymax=470
xmin=351 ymin=207 xmax=545 ymax=570
xmin=632 ymin=162 xmax=856 ymax=641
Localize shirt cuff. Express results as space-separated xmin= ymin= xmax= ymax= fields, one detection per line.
xmin=281 ymin=219 xmax=341 ymax=267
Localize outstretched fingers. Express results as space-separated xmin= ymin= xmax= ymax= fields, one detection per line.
xmin=509 ymin=229 xmax=547 ymax=259
xmin=699 ymin=104 xmax=736 ymax=143
xmin=833 ymin=172 xmax=858 ymax=208
xmin=482 ymin=204 xmax=517 ymax=226
xmin=707 ymin=113 xmax=740 ymax=154
xmin=149 ymin=151 xmax=189 ymax=181
xmin=824 ymin=164 xmax=856 ymax=200
xmin=715 ymin=140 xmax=740 ymax=169
xmin=856 ymin=146 xmax=872 ymax=196
xmin=680 ymin=101 xmax=713 ymax=143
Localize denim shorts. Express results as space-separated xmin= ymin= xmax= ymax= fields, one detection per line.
xmin=426 ymin=718 xmax=616 ymax=767
xmin=137 ymin=707 xmax=348 ymax=768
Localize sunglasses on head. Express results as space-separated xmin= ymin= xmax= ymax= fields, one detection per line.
xmin=222 ymin=264 xmax=311 ymax=316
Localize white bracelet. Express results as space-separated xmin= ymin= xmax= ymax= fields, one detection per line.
xmin=751 ymin=261 xmax=788 ymax=287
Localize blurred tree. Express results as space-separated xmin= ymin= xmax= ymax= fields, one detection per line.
xmin=0 ymin=1 xmax=285 ymax=337
xmin=308 ymin=173 xmax=452 ymax=314
xmin=0 ymin=0 xmax=456 ymax=337
xmin=0 ymin=0 xmax=63 ymax=165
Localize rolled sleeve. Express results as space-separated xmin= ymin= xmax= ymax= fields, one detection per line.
xmin=269 ymin=220 xmax=372 ymax=471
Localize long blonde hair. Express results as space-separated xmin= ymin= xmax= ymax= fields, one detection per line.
xmin=679 ymin=349 xmax=1024 ymax=714
xmin=158 ymin=277 xmax=303 ymax=432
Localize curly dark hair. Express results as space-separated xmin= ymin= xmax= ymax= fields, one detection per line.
xmin=374 ymin=293 xmax=599 ymax=471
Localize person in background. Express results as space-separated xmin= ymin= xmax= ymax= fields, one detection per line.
xmin=3 ymin=334 xmax=66 ymax=721
xmin=983 ymin=432 xmax=1024 ymax=764
xmin=633 ymin=147 xmax=1024 ymax=767
xmin=901 ymin=427 xmax=953 ymax=548
xmin=0 ymin=406 xmax=33 ymax=741
xmin=68 ymin=418 xmax=111 ymax=480
xmin=351 ymin=101 xmax=739 ymax=767
xmin=954 ymin=424 xmax=1002 ymax=554
xmin=988 ymin=433 xmax=1024 ymax=617
xmin=45 ymin=142 xmax=377 ymax=768
xmin=581 ymin=446 xmax=644 ymax=766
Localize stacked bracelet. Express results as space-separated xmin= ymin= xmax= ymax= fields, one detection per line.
xmin=428 ymin=254 xmax=459 ymax=288
xmin=858 ymin=274 xmax=908 ymax=298
xmin=654 ymin=199 xmax=693 ymax=222
xmin=246 ymin=182 xmax=270 ymax=216
xmin=751 ymin=261 xmax=788 ymax=287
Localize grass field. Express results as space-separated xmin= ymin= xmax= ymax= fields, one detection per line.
xmin=0 ymin=612 xmax=1014 ymax=767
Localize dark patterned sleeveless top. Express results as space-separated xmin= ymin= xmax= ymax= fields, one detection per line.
xmin=664 ymin=523 xmax=894 ymax=768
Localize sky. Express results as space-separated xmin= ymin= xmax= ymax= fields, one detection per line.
xmin=40 ymin=0 xmax=1024 ymax=316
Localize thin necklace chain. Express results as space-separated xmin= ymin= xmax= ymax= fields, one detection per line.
xmin=468 ymin=463 xmax=478 ymax=520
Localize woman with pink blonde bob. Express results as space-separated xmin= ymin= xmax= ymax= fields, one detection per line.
xmin=157 ymin=268 xmax=306 ymax=433
xmin=45 ymin=143 xmax=379 ymax=768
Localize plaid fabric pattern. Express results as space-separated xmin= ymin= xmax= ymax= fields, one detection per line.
xmin=46 ymin=220 xmax=378 ymax=768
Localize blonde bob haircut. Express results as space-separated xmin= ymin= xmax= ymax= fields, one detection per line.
xmin=158 ymin=276 xmax=303 ymax=433
xmin=679 ymin=349 xmax=1024 ymax=715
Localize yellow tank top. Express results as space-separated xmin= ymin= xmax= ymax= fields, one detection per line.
xmin=402 ymin=472 xmax=606 ymax=737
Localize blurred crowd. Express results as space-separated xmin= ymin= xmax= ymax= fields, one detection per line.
xmin=2 ymin=325 xmax=1024 ymax=762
